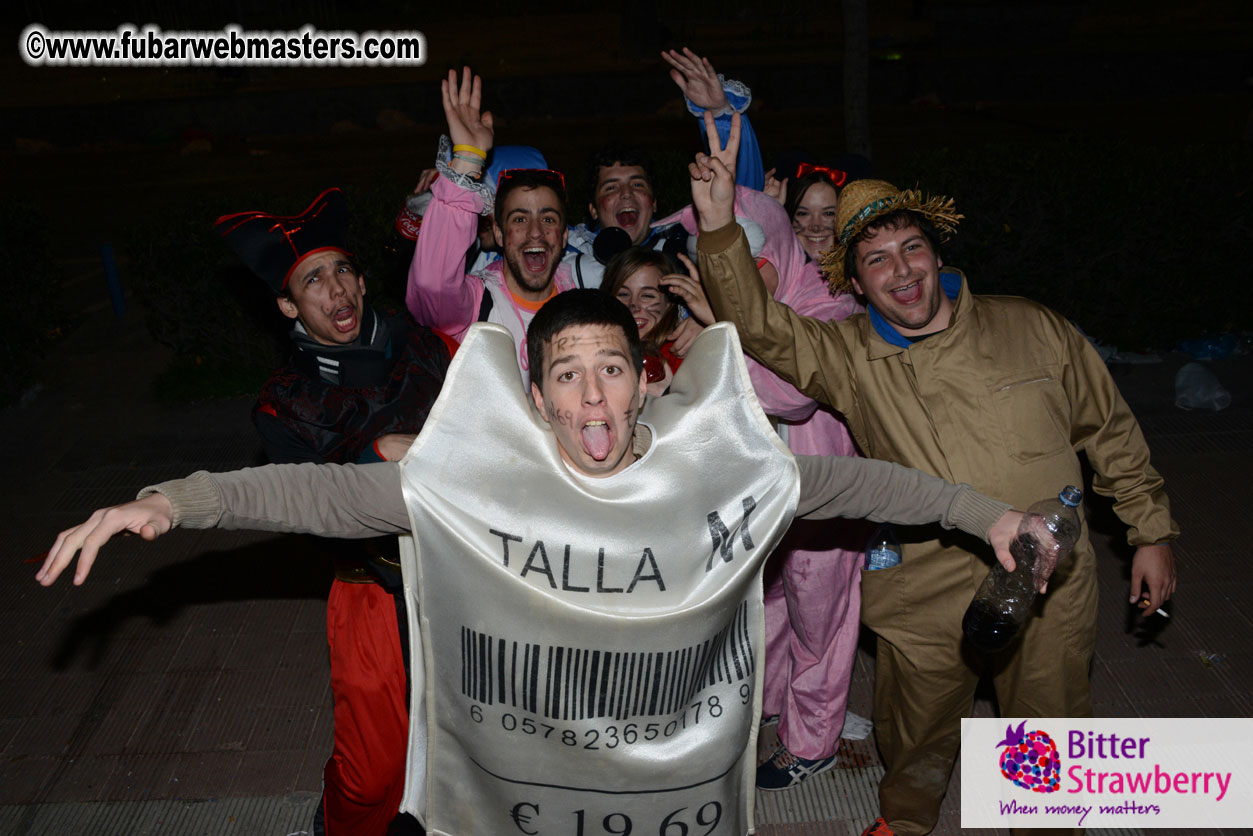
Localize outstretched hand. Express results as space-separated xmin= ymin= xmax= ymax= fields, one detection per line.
xmin=661 ymin=48 xmax=729 ymax=113
xmin=689 ymin=111 xmax=740 ymax=232
xmin=36 ymin=494 xmax=175 ymax=587
xmin=441 ymin=66 xmax=494 ymax=160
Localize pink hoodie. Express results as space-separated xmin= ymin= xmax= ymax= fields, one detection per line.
xmin=407 ymin=175 xmax=577 ymax=375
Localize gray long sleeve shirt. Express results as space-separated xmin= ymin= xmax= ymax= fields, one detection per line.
xmin=140 ymin=433 xmax=1010 ymax=546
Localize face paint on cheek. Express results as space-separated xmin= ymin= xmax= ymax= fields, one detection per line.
xmin=545 ymin=401 xmax=575 ymax=428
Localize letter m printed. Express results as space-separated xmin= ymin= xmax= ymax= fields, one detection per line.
xmin=706 ymin=496 xmax=757 ymax=571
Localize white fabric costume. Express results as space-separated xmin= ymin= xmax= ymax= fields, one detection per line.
xmin=397 ymin=323 xmax=798 ymax=835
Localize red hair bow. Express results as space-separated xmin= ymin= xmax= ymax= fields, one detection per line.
xmin=795 ymin=162 xmax=848 ymax=187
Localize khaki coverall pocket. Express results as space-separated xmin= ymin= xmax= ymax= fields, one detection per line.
xmin=988 ymin=367 xmax=1070 ymax=464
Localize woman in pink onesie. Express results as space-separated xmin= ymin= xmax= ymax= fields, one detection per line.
xmin=659 ymin=185 xmax=865 ymax=790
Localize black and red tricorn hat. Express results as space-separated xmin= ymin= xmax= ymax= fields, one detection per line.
xmin=214 ymin=187 xmax=350 ymax=295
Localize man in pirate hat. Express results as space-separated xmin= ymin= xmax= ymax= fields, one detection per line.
xmin=692 ymin=115 xmax=1177 ymax=836
xmin=215 ymin=188 xmax=453 ymax=836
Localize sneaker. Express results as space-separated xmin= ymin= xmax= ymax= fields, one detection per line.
xmin=755 ymin=746 xmax=838 ymax=790
xmin=860 ymin=817 xmax=896 ymax=836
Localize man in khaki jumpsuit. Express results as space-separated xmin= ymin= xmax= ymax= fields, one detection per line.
xmin=689 ymin=115 xmax=1177 ymax=836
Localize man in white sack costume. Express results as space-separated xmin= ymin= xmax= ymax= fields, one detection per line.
xmin=39 ymin=289 xmax=1049 ymax=835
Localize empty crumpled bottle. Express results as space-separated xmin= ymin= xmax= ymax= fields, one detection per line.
xmin=962 ymin=486 xmax=1082 ymax=652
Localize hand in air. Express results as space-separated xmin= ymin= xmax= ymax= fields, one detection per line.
xmin=762 ymin=168 xmax=787 ymax=205
xmin=661 ymin=47 xmax=729 ymax=113
xmin=689 ymin=111 xmax=740 ymax=232
xmin=441 ymin=66 xmax=494 ymax=163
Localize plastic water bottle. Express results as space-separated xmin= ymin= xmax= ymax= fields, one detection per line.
xmin=962 ymin=486 xmax=1082 ymax=652
xmin=865 ymin=524 xmax=902 ymax=571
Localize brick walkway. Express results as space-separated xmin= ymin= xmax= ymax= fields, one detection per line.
xmin=1 ymin=308 xmax=1249 ymax=836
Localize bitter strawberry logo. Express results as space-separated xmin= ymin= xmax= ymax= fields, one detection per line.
xmin=996 ymin=721 xmax=1061 ymax=793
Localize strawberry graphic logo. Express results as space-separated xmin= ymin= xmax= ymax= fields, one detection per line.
xmin=995 ymin=721 xmax=1060 ymax=793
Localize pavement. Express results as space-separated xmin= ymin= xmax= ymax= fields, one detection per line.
xmin=1 ymin=299 xmax=1250 ymax=836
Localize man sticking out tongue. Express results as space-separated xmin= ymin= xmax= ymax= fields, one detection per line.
xmin=39 ymin=289 xmax=1036 ymax=836
xmin=529 ymin=317 xmax=644 ymax=476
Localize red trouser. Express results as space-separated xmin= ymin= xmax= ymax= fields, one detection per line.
xmin=322 ymin=578 xmax=409 ymax=836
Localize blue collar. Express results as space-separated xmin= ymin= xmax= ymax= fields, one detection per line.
xmin=867 ymin=271 xmax=963 ymax=348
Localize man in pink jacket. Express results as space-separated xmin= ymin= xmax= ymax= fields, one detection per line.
xmin=407 ymin=68 xmax=578 ymax=382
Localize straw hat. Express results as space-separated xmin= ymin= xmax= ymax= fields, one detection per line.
xmin=817 ymin=179 xmax=962 ymax=294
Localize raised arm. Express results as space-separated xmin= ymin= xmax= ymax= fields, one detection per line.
xmin=662 ymin=250 xmax=819 ymax=422
xmin=690 ymin=114 xmax=858 ymax=414
xmin=663 ymin=48 xmax=764 ymax=189
xmin=37 ymin=462 xmax=407 ymax=588
xmin=406 ymin=67 xmax=496 ymax=337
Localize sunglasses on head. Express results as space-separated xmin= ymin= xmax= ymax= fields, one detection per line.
xmin=796 ymin=162 xmax=848 ymax=188
xmin=497 ymin=168 xmax=567 ymax=191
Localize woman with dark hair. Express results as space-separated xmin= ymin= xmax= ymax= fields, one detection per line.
xmin=602 ymin=247 xmax=697 ymax=394
xmin=667 ymin=133 xmax=872 ymax=791
xmin=785 ymin=169 xmax=841 ymax=263
xmin=766 ymin=155 xmax=871 ymax=263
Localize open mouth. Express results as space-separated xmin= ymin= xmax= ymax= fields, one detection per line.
xmin=615 ymin=209 xmax=639 ymax=229
xmin=581 ymin=419 xmax=613 ymax=461
xmin=889 ymin=280 xmax=923 ymax=304
xmin=522 ymin=247 xmax=548 ymax=273
xmin=331 ymin=304 xmax=358 ymax=333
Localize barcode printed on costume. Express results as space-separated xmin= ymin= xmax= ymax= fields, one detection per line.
xmin=460 ymin=602 xmax=753 ymax=721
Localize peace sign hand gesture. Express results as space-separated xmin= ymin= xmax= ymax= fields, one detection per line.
xmin=689 ymin=111 xmax=740 ymax=232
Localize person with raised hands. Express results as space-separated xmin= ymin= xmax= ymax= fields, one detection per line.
xmin=40 ymin=284 xmax=1038 ymax=836
xmin=562 ymin=47 xmax=765 ymax=304
xmin=406 ymin=67 xmax=576 ymax=382
xmin=663 ymin=113 xmax=871 ymax=792
xmin=661 ymin=47 xmax=765 ymax=192
xmin=692 ymin=111 xmax=1176 ymax=836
